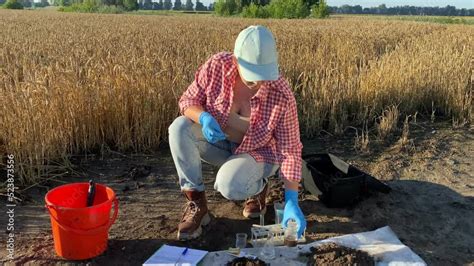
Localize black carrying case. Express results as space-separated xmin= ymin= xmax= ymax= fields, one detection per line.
xmin=302 ymin=153 xmax=391 ymax=208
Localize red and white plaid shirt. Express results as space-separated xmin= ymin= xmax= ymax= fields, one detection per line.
xmin=179 ymin=52 xmax=303 ymax=182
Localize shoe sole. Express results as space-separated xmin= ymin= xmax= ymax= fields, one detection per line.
xmin=242 ymin=206 xmax=267 ymax=219
xmin=177 ymin=212 xmax=211 ymax=241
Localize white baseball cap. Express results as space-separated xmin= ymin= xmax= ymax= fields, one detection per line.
xmin=234 ymin=25 xmax=279 ymax=82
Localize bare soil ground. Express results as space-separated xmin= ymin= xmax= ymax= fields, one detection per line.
xmin=1 ymin=120 xmax=473 ymax=265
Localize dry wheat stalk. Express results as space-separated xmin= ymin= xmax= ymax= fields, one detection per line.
xmin=0 ymin=10 xmax=472 ymax=185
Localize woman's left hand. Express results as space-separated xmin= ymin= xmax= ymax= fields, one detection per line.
xmin=282 ymin=189 xmax=307 ymax=238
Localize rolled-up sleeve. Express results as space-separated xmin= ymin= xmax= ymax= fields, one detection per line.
xmin=178 ymin=57 xmax=213 ymax=115
xmin=274 ymin=93 xmax=303 ymax=182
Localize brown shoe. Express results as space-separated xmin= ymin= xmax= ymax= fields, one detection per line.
xmin=243 ymin=183 xmax=268 ymax=218
xmin=177 ymin=190 xmax=211 ymax=241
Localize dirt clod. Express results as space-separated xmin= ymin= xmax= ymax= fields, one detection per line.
xmin=307 ymin=243 xmax=374 ymax=265
xmin=227 ymin=257 xmax=268 ymax=266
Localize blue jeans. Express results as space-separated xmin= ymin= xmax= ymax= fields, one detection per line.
xmin=168 ymin=116 xmax=280 ymax=200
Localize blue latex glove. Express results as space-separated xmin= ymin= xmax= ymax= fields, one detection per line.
xmin=282 ymin=190 xmax=307 ymax=238
xmin=199 ymin=112 xmax=226 ymax=144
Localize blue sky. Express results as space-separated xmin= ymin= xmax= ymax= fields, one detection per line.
xmin=200 ymin=0 xmax=473 ymax=9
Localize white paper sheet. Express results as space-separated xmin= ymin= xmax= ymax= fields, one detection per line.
xmin=201 ymin=226 xmax=426 ymax=266
xmin=143 ymin=245 xmax=208 ymax=266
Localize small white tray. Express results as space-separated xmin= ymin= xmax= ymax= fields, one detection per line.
xmin=250 ymin=223 xmax=306 ymax=246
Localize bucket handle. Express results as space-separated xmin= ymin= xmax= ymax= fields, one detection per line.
xmin=45 ymin=197 xmax=119 ymax=236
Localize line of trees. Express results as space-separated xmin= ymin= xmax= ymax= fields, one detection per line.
xmin=138 ymin=0 xmax=211 ymax=11
xmin=330 ymin=4 xmax=474 ymax=16
xmin=49 ymin=0 xmax=214 ymax=11
xmin=1 ymin=0 xmax=49 ymax=8
xmin=214 ymin=0 xmax=330 ymax=18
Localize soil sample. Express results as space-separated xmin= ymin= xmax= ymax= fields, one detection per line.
xmin=284 ymin=220 xmax=298 ymax=247
xmin=284 ymin=237 xmax=297 ymax=247
xmin=307 ymin=243 xmax=375 ymax=265
xmin=227 ymin=257 xmax=268 ymax=266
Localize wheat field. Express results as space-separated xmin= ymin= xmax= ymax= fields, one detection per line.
xmin=0 ymin=10 xmax=472 ymax=186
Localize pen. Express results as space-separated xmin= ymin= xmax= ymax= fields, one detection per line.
xmin=174 ymin=247 xmax=188 ymax=266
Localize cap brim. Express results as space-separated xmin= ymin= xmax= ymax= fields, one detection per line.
xmin=237 ymin=57 xmax=279 ymax=82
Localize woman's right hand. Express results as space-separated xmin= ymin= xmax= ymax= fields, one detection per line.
xmin=199 ymin=112 xmax=226 ymax=143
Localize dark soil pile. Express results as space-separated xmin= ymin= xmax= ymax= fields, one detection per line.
xmin=227 ymin=257 xmax=268 ymax=266
xmin=307 ymin=243 xmax=375 ymax=265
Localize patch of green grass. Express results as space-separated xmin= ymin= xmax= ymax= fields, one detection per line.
xmin=333 ymin=14 xmax=474 ymax=25
xmin=58 ymin=4 xmax=125 ymax=13
xmin=397 ymin=16 xmax=474 ymax=25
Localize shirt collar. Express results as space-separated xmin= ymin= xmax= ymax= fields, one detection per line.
xmin=225 ymin=61 xmax=237 ymax=78
xmin=226 ymin=60 xmax=272 ymax=101
xmin=252 ymin=82 xmax=270 ymax=101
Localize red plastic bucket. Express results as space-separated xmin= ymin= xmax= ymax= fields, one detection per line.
xmin=45 ymin=182 xmax=118 ymax=260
